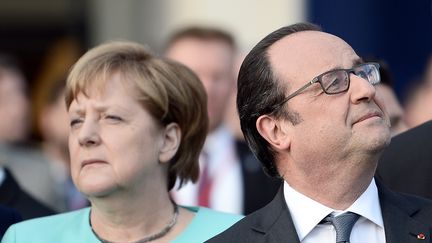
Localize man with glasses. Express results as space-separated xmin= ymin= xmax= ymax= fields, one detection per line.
xmin=208 ymin=23 xmax=432 ymax=243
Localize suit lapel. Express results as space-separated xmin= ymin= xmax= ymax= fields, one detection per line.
xmin=378 ymin=180 xmax=431 ymax=243
xmin=0 ymin=168 xmax=20 ymax=205
xmin=249 ymin=186 xmax=301 ymax=243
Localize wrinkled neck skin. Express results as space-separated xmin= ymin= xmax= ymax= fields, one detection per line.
xmin=89 ymin=178 xmax=176 ymax=242
xmin=279 ymin=150 xmax=381 ymax=210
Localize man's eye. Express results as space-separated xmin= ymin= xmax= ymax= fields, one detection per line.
xmin=325 ymin=77 xmax=341 ymax=91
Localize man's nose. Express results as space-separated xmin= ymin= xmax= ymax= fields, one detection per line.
xmin=349 ymin=74 xmax=376 ymax=104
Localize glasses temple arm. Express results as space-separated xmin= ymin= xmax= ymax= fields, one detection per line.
xmin=271 ymin=79 xmax=316 ymax=111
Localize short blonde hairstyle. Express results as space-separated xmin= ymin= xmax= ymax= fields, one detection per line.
xmin=65 ymin=41 xmax=208 ymax=190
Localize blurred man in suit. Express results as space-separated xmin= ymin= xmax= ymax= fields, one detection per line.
xmin=404 ymin=57 xmax=432 ymax=128
xmin=209 ymin=22 xmax=432 ymax=243
xmin=376 ymin=120 xmax=432 ymax=199
xmin=370 ymin=59 xmax=408 ymax=136
xmin=166 ymin=26 xmax=279 ymax=215
xmin=0 ymin=54 xmax=56 ymax=219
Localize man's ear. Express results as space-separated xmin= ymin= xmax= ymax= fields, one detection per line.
xmin=159 ymin=123 xmax=181 ymax=163
xmin=256 ymin=115 xmax=291 ymax=150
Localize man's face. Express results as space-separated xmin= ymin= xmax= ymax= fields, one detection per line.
xmin=166 ymin=37 xmax=235 ymax=132
xmin=268 ymin=31 xmax=391 ymax=169
xmin=0 ymin=70 xmax=29 ymax=143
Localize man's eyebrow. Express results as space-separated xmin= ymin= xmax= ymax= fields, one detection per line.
xmin=322 ymin=58 xmax=365 ymax=73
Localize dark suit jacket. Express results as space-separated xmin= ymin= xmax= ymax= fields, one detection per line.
xmin=0 ymin=168 xmax=56 ymax=220
xmin=0 ymin=205 xmax=21 ymax=237
xmin=236 ymin=140 xmax=281 ymax=215
xmin=207 ymin=179 xmax=432 ymax=243
xmin=376 ymin=120 xmax=432 ymax=199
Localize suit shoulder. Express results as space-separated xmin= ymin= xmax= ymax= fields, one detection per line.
xmin=389 ymin=191 xmax=432 ymax=221
xmin=393 ymin=190 xmax=432 ymax=207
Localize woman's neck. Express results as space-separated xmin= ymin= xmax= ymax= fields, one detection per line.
xmin=89 ymin=189 xmax=175 ymax=242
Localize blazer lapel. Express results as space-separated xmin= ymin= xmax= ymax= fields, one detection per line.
xmin=378 ymin=180 xmax=431 ymax=243
xmin=0 ymin=168 xmax=20 ymax=205
xmin=249 ymin=186 xmax=301 ymax=243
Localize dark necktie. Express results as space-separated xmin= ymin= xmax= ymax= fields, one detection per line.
xmin=322 ymin=212 xmax=360 ymax=243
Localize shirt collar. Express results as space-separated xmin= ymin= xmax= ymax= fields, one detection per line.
xmin=346 ymin=178 xmax=384 ymax=228
xmin=283 ymin=178 xmax=383 ymax=241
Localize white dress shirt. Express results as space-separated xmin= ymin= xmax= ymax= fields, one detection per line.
xmin=284 ymin=178 xmax=386 ymax=243
xmin=171 ymin=125 xmax=243 ymax=214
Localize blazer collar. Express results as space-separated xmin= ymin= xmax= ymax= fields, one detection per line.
xmin=377 ymin=179 xmax=431 ymax=243
xmin=249 ymin=179 xmax=431 ymax=243
xmin=0 ymin=168 xmax=20 ymax=206
xmin=249 ymin=185 xmax=301 ymax=243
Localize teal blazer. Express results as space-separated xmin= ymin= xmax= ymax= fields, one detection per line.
xmin=2 ymin=207 xmax=242 ymax=243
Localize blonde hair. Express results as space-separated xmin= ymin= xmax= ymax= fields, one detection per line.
xmin=65 ymin=41 xmax=208 ymax=190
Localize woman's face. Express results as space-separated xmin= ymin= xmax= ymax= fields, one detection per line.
xmin=68 ymin=72 xmax=172 ymax=198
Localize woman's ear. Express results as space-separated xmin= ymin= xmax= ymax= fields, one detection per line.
xmin=159 ymin=123 xmax=181 ymax=163
xmin=256 ymin=115 xmax=291 ymax=151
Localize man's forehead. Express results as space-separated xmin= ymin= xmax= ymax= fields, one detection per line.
xmin=268 ymin=31 xmax=351 ymax=63
xmin=267 ymin=31 xmax=357 ymax=82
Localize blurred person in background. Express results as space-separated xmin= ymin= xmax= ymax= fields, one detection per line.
xmin=3 ymin=38 xmax=88 ymax=212
xmin=376 ymin=56 xmax=432 ymax=200
xmin=364 ymin=57 xmax=408 ymax=136
xmin=32 ymin=77 xmax=87 ymax=211
xmin=165 ymin=26 xmax=279 ymax=215
xmin=404 ymin=56 xmax=432 ymax=128
xmin=0 ymin=54 xmax=56 ymax=219
xmin=0 ymin=55 xmax=29 ymax=145
xmin=29 ymin=37 xmax=87 ymax=212
xmin=0 ymin=205 xmax=21 ymax=238
xmin=2 ymin=41 xmax=241 ymax=242
xmin=377 ymin=120 xmax=432 ymax=200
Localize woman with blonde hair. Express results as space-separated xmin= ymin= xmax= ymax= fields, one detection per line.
xmin=2 ymin=41 xmax=241 ymax=243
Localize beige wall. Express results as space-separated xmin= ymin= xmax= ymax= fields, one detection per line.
xmin=87 ymin=0 xmax=305 ymax=53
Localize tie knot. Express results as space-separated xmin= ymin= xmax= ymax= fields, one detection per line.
xmin=322 ymin=212 xmax=360 ymax=243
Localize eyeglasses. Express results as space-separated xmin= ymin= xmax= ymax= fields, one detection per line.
xmin=274 ymin=62 xmax=380 ymax=109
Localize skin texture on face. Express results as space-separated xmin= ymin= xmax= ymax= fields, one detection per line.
xmin=166 ymin=38 xmax=235 ymax=132
xmin=0 ymin=71 xmax=29 ymax=143
xmin=375 ymin=84 xmax=408 ymax=136
xmin=68 ymin=72 xmax=176 ymax=199
xmin=260 ymin=31 xmax=391 ymax=206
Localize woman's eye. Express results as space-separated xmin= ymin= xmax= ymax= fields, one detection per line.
xmin=70 ymin=119 xmax=82 ymax=127
xmin=105 ymin=115 xmax=123 ymax=122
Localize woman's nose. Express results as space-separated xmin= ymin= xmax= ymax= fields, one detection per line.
xmin=77 ymin=119 xmax=101 ymax=147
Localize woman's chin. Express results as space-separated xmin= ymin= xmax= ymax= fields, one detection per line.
xmin=77 ymin=180 xmax=117 ymax=198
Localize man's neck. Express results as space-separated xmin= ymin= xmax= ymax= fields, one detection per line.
xmin=282 ymin=157 xmax=378 ymax=210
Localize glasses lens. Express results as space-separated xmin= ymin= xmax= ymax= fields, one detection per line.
xmin=322 ymin=71 xmax=349 ymax=94
xmin=354 ymin=63 xmax=380 ymax=85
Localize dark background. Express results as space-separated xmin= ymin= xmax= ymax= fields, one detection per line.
xmin=308 ymin=0 xmax=432 ymax=101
